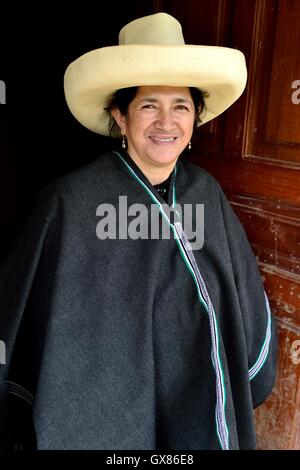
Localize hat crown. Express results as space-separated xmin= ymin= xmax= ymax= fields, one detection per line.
xmin=119 ymin=12 xmax=185 ymax=46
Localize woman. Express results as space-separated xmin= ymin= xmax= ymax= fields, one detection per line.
xmin=0 ymin=13 xmax=276 ymax=450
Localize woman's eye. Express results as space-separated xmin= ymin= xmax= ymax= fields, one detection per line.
xmin=176 ymin=105 xmax=189 ymax=111
xmin=142 ymin=104 xmax=156 ymax=109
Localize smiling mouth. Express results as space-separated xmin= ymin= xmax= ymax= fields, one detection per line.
xmin=149 ymin=137 xmax=177 ymax=143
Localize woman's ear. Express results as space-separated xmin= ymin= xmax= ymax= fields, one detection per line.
xmin=111 ymin=108 xmax=127 ymax=135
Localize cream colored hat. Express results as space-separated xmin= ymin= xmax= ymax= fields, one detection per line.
xmin=64 ymin=12 xmax=247 ymax=136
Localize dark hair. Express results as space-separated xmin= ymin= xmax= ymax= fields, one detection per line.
xmin=104 ymin=86 xmax=208 ymax=138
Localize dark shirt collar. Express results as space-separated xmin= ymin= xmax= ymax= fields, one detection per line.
xmin=114 ymin=149 xmax=177 ymax=206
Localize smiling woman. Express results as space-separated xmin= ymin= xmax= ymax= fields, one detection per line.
xmin=110 ymin=86 xmax=198 ymax=184
xmin=0 ymin=12 xmax=277 ymax=450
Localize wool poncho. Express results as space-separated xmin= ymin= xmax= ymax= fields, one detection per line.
xmin=0 ymin=150 xmax=277 ymax=450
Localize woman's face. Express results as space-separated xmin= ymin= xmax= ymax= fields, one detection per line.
xmin=112 ymin=86 xmax=196 ymax=183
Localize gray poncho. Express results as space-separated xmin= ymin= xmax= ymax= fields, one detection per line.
xmin=0 ymin=150 xmax=277 ymax=450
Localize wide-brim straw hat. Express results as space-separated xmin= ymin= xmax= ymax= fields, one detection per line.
xmin=64 ymin=12 xmax=247 ymax=136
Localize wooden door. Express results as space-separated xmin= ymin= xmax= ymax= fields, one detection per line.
xmin=154 ymin=0 xmax=300 ymax=450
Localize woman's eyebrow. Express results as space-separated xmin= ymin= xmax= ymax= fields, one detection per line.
xmin=138 ymin=97 xmax=158 ymax=103
xmin=174 ymin=98 xmax=194 ymax=105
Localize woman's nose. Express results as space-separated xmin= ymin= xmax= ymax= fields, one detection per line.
xmin=155 ymin=109 xmax=175 ymax=130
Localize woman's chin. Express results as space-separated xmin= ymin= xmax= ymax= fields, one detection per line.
xmin=146 ymin=147 xmax=183 ymax=167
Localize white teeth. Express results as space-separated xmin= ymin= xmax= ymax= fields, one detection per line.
xmin=150 ymin=137 xmax=176 ymax=142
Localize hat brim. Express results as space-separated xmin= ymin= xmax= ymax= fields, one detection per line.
xmin=64 ymin=44 xmax=247 ymax=136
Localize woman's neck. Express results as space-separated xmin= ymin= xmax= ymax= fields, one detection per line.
xmin=125 ymin=150 xmax=177 ymax=185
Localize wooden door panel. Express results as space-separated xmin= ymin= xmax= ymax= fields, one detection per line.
xmin=264 ymin=1 xmax=300 ymax=146
xmin=243 ymin=0 xmax=300 ymax=167
xmin=188 ymin=153 xmax=300 ymax=203
xmin=254 ymin=325 xmax=300 ymax=450
xmin=230 ymin=194 xmax=300 ymax=275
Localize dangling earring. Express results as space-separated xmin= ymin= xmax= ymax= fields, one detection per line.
xmin=122 ymin=135 xmax=127 ymax=149
xmin=188 ymin=141 xmax=192 ymax=150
